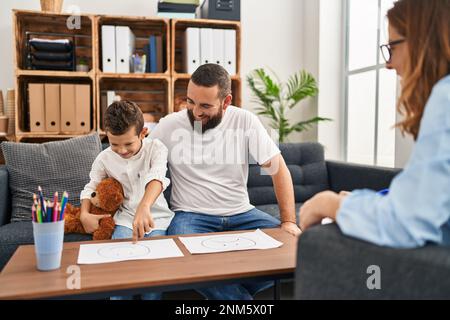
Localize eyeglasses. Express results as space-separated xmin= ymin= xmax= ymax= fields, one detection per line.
xmin=380 ymin=39 xmax=406 ymax=63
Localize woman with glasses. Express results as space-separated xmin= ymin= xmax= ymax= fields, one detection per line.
xmin=299 ymin=0 xmax=450 ymax=248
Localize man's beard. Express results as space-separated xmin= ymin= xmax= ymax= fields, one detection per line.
xmin=187 ymin=107 xmax=223 ymax=133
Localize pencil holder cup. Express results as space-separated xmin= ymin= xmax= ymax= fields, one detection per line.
xmin=32 ymin=220 xmax=65 ymax=271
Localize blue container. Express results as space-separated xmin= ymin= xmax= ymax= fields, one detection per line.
xmin=32 ymin=220 xmax=65 ymax=271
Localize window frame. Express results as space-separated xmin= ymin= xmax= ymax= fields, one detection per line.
xmin=342 ymin=0 xmax=397 ymax=166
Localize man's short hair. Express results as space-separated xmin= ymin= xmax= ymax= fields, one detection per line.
xmin=104 ymin=100 xmax=144 ymax=136
xmin=191 ymin=64 xmax=232 ymax=100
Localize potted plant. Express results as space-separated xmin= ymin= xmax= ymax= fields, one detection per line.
xmin=247 ymin=68 xmax=331 ymax=143
xmin=76 ymin=57 xmax=89 ymax=72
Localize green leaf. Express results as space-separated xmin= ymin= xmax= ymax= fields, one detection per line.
xmin=286 ymin=71 xmax=318 ymax=108
xmin=291 ymin=117 xmax=332 ymax=132
xmin=247 ymin=67 xmax=330 ymax=142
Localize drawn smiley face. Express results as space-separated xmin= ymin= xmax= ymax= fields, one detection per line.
xmin=201 ymin=236 xmax=256 ymax=250
xmin=98 ymin=244 xmax=150 ymax=259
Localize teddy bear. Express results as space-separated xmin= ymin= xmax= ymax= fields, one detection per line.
xmin=64 ymin=177 xmax=124 ymax=240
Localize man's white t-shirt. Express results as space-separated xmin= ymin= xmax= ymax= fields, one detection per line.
xmin=149 ymin=106 xmax=280 ymax=216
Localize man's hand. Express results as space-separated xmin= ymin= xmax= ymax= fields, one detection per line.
xmin=299 ymin=191 xmax=346 ymax=232
xmin=80 ymin=211 xmax=111 ymax=234
xmin=280 ymin=221 xmax=302 ymax=237
xmin=132 ymin=203 xmax=155 ymax=243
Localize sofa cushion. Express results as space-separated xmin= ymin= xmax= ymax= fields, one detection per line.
xmin=1 ymin=134 xmax=102 ymax=222
xmin=248 ymin=143 xmax=329 ymax=206
xmin=256 ymin=203 xmax=302 ymax=222
xmin=296 ymin=224 xmax=450 ymax=299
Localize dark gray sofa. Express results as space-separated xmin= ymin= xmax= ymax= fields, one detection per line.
xmin=296 ymin=224 xmax=450 ymax=299
xmin=0 ymin=142 xmax=403 ymax=296
xmin=0 ymin=142 xmax=328 ymax=271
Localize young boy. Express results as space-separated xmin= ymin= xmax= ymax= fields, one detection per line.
xmin=80 ymin=100 xmax=174 ymax=300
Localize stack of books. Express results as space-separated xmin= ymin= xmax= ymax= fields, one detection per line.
xmin=157 ymin=0 xmax=200 ymax=19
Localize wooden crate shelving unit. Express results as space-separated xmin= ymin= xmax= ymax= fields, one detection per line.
xmin=13 ymin=10 xmax=97 ymax=142
xmin=97 ymin=76 xmax=171 ymax=135
xmin=170 ymin=18 xmax=242 ymax=111
xmin=95 ymin=15 xmax=172 ymax=138
xmin=95 ymin=15 xmax=171 ymax=76
xmin=12 ymin=10 xmax=241 ymax=143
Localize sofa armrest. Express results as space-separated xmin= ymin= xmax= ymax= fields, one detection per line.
xmin=296 ymin=224 xmax=450 ymax=299
xmin=326 ymin=160 xmax=401 ymax=193
xmin=0 ymin=166 xmax=11 ymax=226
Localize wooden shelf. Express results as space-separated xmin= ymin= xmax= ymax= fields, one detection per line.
xmin=16 ymin=69 xmax=94 ymax=79
xmin=97 ymin=77 xmax=170 ymax=131
xmin=14 ymin=131 xmax=98 ymax=143
xmin=13 ymin=10 xmax=241 ymax=143
xmin=97 ymin=72 xmax=169 ymax=80
xmin=172 ymin=72 xmax=241 ymax=80
xmin=95 ymin=15 xmax=171 ymax=75
xmin=171 ymin=19 xmax=241 ymax=76
xmin=14 ymin=10 xmax=95 ymax=71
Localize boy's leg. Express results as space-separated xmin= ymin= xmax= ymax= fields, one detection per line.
xmin=139 ymin=229 xmax=167 ymax=300
xmin=110 ymin=225 xmax=137 ymax=300
xmin=230 ymin=208 xmax=281 ymax=297
xmin=168 ymin=211 xmax=253 ymax=300
xmin=111 ymin=225 xmax=134 ymax=240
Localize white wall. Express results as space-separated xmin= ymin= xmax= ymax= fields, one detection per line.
xmin=300 ymin=0 xmax=345 ymax=160
xmin=241 ymin=0 xmax=307 ymax=143
xmin=0 ymin=0 xmax=309 ymax=142
xmin=317 ymin=0 xmax=345 ymax=161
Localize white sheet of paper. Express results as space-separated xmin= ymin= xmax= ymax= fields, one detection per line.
xmin=77 ymin=239 xmax=184 ymax=264
xmin=179 ymin=229 xmax=283 ymax=254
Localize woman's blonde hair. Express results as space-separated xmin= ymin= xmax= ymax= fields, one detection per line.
xmin=388 ymin=0 xmax=450 ymax=139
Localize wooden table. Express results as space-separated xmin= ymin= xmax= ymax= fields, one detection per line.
xmin=0 ymin=228 xmax=297 ymax=299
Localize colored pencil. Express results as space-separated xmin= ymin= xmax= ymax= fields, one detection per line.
xmin=38 ymin=186 xmax=46 ymax=213
xmin=60 ymin=191 xmax=68 ymax=221
xmin=36 ymin=204 xmax=42 ymax=223
xmin=47 ymin=202 xmax=53 ymax=223
xmin=53 ymin=192 xmax=58 ymax=222
xmin=54 ymin=203 xmax=59 ymax=222
xmin=31 ymin=204 xmax=36 ymax=222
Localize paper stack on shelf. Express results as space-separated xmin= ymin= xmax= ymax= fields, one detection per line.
xmin=157 ymin=0 xmax=199 ymax=19
xmin=28 ymin=38 xmax=74 ymax=71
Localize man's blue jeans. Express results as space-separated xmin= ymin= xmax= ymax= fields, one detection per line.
xmin=167 ymin=208 xmax=280 ymax=300
xmin=110 ymin=225 xmax=166 ymax=300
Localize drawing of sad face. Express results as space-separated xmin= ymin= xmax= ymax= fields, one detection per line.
xmin=201 ymin=236 xmax=256 ymax=250
xmin=98 ymin=244 xmax=150 ymax=259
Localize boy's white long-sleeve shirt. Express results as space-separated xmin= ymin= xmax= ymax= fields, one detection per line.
xmin=80 ymin=138 xmax=174 ymax=231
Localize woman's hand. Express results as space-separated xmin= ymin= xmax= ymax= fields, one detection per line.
xmin=299 ymin=191 xmax=347 ymax=232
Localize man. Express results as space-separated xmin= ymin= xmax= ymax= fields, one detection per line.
xmin=149 ymin=64 xmax=300 ymax=299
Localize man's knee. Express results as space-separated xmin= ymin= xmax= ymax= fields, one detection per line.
xmin=167 ymin=214 xmax=194 ymax=235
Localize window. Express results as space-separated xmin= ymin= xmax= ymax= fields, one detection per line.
xmin=344 ymin=0 xmax=398 ymax=167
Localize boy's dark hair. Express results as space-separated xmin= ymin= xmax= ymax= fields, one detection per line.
xmin=191 ymin=64 xmax=232 ymax=100
xmin=104 ymin=100 xmax=144 ymax=135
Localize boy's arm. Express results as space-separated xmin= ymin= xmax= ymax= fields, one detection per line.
xmin=133 ymin=180 xmax=163 ymax=243
xmin=133 ymin=139 xmax=170 ymax=243
xmin=142 ymin=139 xmax=170 ymax=191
